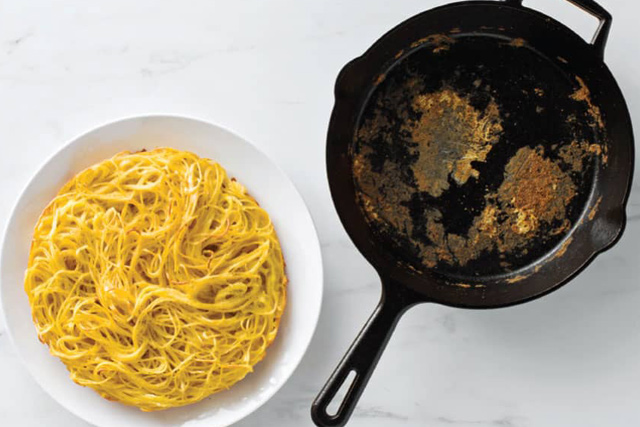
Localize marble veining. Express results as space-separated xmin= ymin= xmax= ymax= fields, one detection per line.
xmin=435 ymin=416 xmax=522 ymax=426
xmin=356 ymin=406 xmax=409 ymax=421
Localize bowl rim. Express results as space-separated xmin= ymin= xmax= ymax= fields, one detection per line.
xmin=0 ymin=113 xmax=324 ymax=427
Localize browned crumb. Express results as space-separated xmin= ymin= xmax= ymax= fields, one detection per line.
xmin=558 ymin=141 xmax=605 ymax=172
xmin=373 ymin=73 xmax=386 ymax=86
xmin=410 ymin=34 xmax=455 ymax=53
xmin=570 ymin=76 xmax=605 ymax=129
xmin=454 ymin=283 xmax=472 ymax=289
xmin=588 ymin=196 xmax=603 ymax=221
xmin=553 ymin=237 xmax=573 ymax=260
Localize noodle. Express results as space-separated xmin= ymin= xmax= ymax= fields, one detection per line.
xmin=24 ymin=147 xmax=287 ymax=411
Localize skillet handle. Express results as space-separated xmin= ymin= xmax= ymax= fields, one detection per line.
xmin=511 ymin=0 xmax=612 ymax=58
xmin=311 ymin=283 xmax=418 ymax=427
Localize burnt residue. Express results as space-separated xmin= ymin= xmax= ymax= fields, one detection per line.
xmin=416 ymin=146 xmax=577 ymax=267
xmin=352 ymin=34 xmax=604 ymax=278
xmin=552 ymin=237 xmax=574 ymax=260
xmin=588 ymin=196 xmax=603 ymax=221
xmin=571 ymin=76 xmax=605 ymax=130
xmin=410 ymin=34 xmax=455 ymax=53
xmin=558 ymin=140 xmax=605 ymax=171
xmin=353 ymin=149 xmax=416 ymax=238
xmin=373 ymin=74 xmax=386 ymax=86
xmin=498 ymin=146 xmax=576 ymax=235
xmin=454 ymin=283 xmax=472 ymax=289
xmin=506 ymin=275 xmax=527 ymax=284
xmin=405 ymin=89 xmax=502 ymax=197
xmin=508 ymin=38 xmax=526 ymax=48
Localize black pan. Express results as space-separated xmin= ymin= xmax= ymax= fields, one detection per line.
xmin=312 ymin=1 xmax=634 ymax=426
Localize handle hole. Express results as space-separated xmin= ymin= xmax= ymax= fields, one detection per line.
xmin=525 ymin=0 xmax=600 ymax=45
xmin=326 ymin=370 xmax=357 ymax=417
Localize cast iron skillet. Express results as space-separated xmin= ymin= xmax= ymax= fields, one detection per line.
xmin=312 ymin=0 xmax=634 ymax=426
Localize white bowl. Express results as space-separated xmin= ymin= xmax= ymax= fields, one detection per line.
xmin=0 ymin=116 xmax=323 ymax=427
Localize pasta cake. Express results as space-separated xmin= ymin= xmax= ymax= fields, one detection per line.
xmin=24 ymin=147 xmax=287 ymax=411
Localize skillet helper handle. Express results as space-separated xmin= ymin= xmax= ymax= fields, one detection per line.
xmin=508 ymin=0 xmax=612 ymax=58
xmin=564 ymin=0 xmax=612 ymax=58
xmin=311 ymin=286 xmax=415 ymax=427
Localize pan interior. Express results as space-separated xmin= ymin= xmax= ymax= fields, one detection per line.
xmin=352 ymin=33 xmax=607 ymax=280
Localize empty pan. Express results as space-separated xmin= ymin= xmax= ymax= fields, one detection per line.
xmin=311 ymin=0 xmax=634 ymax=426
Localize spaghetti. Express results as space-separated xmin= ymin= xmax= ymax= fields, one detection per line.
xmin=24 ymin=147 xmax=287 ymax=411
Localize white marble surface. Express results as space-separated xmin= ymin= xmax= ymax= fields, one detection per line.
xmin=0 ymin=0 xmax=639 ymax=426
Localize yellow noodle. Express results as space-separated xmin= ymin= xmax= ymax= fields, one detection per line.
xmin=24 ymin=147 xmax=287 ymax=411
